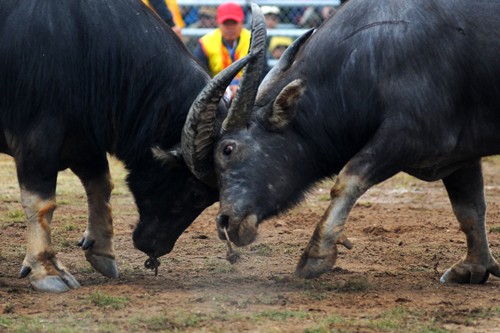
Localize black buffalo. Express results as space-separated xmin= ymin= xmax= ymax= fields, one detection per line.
xmin=183 ymin=0 xmax=500 ymax=284
xmin=0 ymin=0 xmax=253 ymax=292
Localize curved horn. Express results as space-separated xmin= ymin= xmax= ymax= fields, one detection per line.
xmin=181 ymin=55 xmax=253 ymax=187
xmin=256 ymin=28 xmax=315 ymax=101
xmin=221 ymin=2 xmax=267 ymax=133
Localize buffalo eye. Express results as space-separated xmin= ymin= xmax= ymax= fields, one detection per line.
xmin=223 ymin=144 xmax=234 ymax=156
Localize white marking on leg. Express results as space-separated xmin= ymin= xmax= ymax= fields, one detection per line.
xmin=20 ymin=188 xmax=56 ymax=269
xmin=321 ymin=175 xmax=367 ymax=247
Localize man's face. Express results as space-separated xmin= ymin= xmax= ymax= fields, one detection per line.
xmin=271 ymin=45 xmax=287 ymax=60
xmin=220 ymin=19 xmax=243 ymax=43
xmin=264 ymin=14 xmax=279 ymax=29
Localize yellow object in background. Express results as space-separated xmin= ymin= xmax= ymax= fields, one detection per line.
xmin=166 ymin=0 xmax=185 ymax=28
xmin=142 ymin=0 xmax=185 ymax=27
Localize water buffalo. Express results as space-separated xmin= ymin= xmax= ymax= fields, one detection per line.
xmin=182 ymin=0 xmax=500 ymax=284
xmin=0 ymin=0 xmax=257 ymax=292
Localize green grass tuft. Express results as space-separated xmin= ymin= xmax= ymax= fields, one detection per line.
xmin=89 ymin=292 xmax=128 ymax=309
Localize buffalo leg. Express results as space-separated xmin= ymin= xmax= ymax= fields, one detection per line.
xmin=440 ymin=161 xmax=500 ymax=283
xmin=295 ymin=146 xmax=401 ymax=279
xmin=72 ymin=162 xmax=118 ymax=278
xmin=18 ymin=182 xmax=80 ymax=292
xmin=295 ymin=172 xmax=369 ymax=278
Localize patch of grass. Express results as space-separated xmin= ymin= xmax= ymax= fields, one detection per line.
xmin=368 ymin=307 xmax=449 ymax=333
xmin=249 ymin=243 xmax=273 ymax=256
xmin=12 ymin=317 xmax=100 ymax=333
xmin=130 ymin=315 xmax=177 ymax=331
xmin=63 ymin=223 xmax=78 ymax=231
xmin=304 ymin=314 xmax=347 ymax=333
xmin=255 ymin=310 xmax=311 ymax=321
xmin=205 ymin=258 xmax=236 ymax=274
xmin=336 ymin=277 xmax=371 ymax=292
xmin=0 ymin=317 xmax=14 ymax=329
xmin=130 ymin=312 xmax=215 ymax=331
xmin=77 ymin=264 xmax=96 ymax=274
xmin=0 ymin=316 xmax=78 ymax=333
xmin=59 ymin=239 xmax=72 ymax=248
xmin=5 ymin=209 xmax=25 ymax=222
xmin=464 ymin=306 xmax=500 ymax=324
xmin=371 ymin=307 xmax=409 ymax=331
xmin=57 ymin=199 xmax=71 ymax=205
xmin=306 ymin=308 xmax=450 ymax=333
xmin=490 ymin=226 xmax=500 ymax=233
xmin=3 ymin=304 xmax=14 ymax=314
xmin=89 ymin=291 xmax=128 ymax=309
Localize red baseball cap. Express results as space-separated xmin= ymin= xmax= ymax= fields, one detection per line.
xmin=217 ymin=2 xmax=244 ymax=24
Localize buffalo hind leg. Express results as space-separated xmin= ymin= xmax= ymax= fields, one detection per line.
xmin=19 ymin=188 xmax=80 ymax=292
xmin=72 ymin=165 xmax=118 ymax=278
xmin=440 ymin=161 xmax=500 ymax=284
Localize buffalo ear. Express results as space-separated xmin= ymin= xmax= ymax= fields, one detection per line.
xmin=269 ymin=79 xmax=305 ymax=129
xmin=151 ymin=146 xmax=183 ymax=170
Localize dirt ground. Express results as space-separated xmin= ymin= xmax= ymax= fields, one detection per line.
xmin=0 ymin=154 xmax=499 ymax=332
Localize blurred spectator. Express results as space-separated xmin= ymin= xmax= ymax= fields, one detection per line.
xmin=262 ymin=6 xmax=291 ymax=65
xmin=285 ymin=7 xmax=305 ymax=26
xmin=261 ymin=6 xmax=281 ymax=29
xmin=298 ymin=6 xmax=323 ymax=28
xmin=321 ymin=6 xmax=337 ymax=21
xmin=269 ymin=36 xmax=293 ymax=60
xmin=193 ymin=2 xmax=250 ymax=99
xmin=188 ymin=6 xmax=217 ymax=28
xmin=183 ymin=6 xmax=217 ymax=47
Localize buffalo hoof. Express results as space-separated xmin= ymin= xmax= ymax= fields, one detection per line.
xmin=440 ymin=258 xmax=500 ymax=284
xmin=30 ymin=274 xmax=81 ymax=293
xmin=295 ymin=246 xmax=338 ymax=279
xmin=23 ymin=265 xmax=81 ymax=293
xmin=86 ymin=253 xmax=119 ymax=278
xmin=20 ymin=257 xmax=81 ymax=293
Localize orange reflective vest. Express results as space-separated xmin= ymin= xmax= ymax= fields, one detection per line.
xmin=142 ymin=0 xmax=185 ymax=28
xmin=199 ymin=28 xmax=251 ymax=77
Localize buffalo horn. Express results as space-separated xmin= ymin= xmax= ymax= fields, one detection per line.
xmin=256 ymin=28 xmax=315 ymax=102
xmin=221 ymin=3 xmax=267 ymax=133
xmin=181 ymin=55 xmax=254 ymax=187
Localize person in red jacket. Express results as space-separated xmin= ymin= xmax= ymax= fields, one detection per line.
xmin=193 ymin=2 xmax=251 ymax=99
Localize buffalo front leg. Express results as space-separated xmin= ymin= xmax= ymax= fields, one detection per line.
xmin=76 ymin=171 xmax=118 ymax=278
xmin=295 ymin=173 xmax=367 ymax=279
xmin=440 ymin=161 xmax=500 ymax=284
xmin=20 ymin=189 xmax=80 ymax=292
xmin=295 ymin=145 xmax=401 ymax=279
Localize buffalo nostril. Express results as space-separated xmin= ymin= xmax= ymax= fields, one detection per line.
xmin=216 ymin=214 xmax=230 ymax=229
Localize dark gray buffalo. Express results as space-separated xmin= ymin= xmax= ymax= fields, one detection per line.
xmin=0 ymin=0 xmax=256 ymax=292
xmin=183 ymin=0 xmax=500 ymax=284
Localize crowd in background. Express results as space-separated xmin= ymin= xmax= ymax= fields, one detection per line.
xmin=144 ymin=0 xmax=345 ymax=60
xmin=181 ymin=3 xmax=338 ymax=29
xmin=142 ymin=0 xmax=345 ymax=99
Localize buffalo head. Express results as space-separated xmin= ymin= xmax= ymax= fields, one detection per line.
xmin=131 ymin=146 xmax=218 ymax=258
xmin=133 ymin=3 xmax=267 ymax=260
xmin=181 ymin=15 xmax=314 ymax=246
